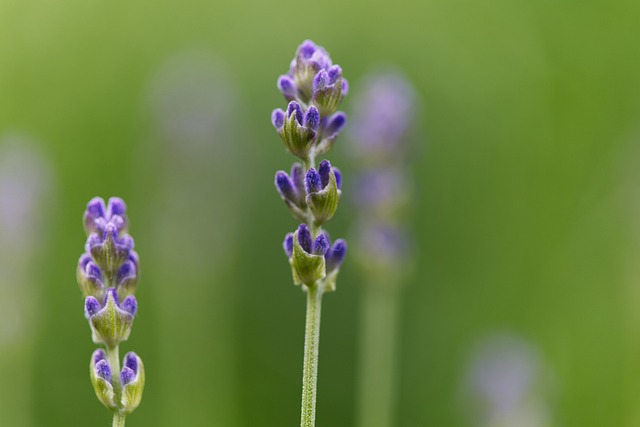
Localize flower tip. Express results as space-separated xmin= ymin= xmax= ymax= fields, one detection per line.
xmin=85 ymin=296 xmax=102 ymax=318
xmin=296 ymin=223 xmax=313 ymax=253
xmin=95 ymin=359 xmax=112 ymax=382
xmin=283 ymin=232 xmax=294 ymax=258
xmin=304 ymin=106 xmax=320 ymax=131
xmin=107 ymin=197 xmax=126 ymax=218
xmin=121 ymin=296 xmax=137 ymax=316
xmin=305 ymin=168 xmax=322 ymax=194
xmin=120 ymin=366 xmax=136 ymax=386
xmin=271 ymin=109 xmax=285 ymax=130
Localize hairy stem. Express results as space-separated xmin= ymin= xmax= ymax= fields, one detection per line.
xmin=356 ymin=285 xmax=400 ymax=427
xmin=300 ymin=284 xmax=323 ymax=427
xmin=112 ymin=412 xmax=126 ymax=427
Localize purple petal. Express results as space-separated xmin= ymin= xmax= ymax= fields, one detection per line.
xmin=128 ymin=251 xmax=139 ymax=268
xmin=272 ymin=109 xmax=285 ymax=130
xmin=305 ymin=168 xmax=322 ymax=194
xmin=277 ymin=75 xmax=296 ymax=98
xmin=86 ymin=197 xmax=106 ymax=220
xmin=124 ymin=352 xmax=139 ymax=373
xmin=120 ymin=366 xmax=136 ymax=386
xmin=313 ymin=70 xmax=329 ymax=92
xmin=85 ymin=297 xmax=102 ymax=317
xmin=341 ymin=78 xmax=349 ymax=97
xmin=107 ymin=197 xmax=126 ymax=219
xmin=326 ymin=239 xmax=347 ymax=272
xmin=93 ymin=349 xmax=106 ymax=365
xmin=95 ymin=359 xmax=112 ymax=382
xmin=298 ymin=40 xmax=317 ymax=59
xmin=324 ymin=112 xmax=347 ymax=138
xmin=312 ymin=233 xmax=330 ymax=255
xmin=121 ymin=296 xmax=137 ymax=316
xmin=86 ymin=261 xmax=102 ymax=280
xmin=304 ymin=106 xmax=320 ymax=131
xmin=290 ymin=163 xmax=305 ymax=194
xmin=275 ymin=171 xmax=296 ymax=201
xmin=78 ymin=253 xmax=92 ymax=270
xmin=297 ymin=224 xmax=313 ymax=253
xmin=333 ymin=168 xmax=342 ymax=190
xmin=117 ymin=260 xmax=136 ymax=284
xmin=283 ymin=233 xmax=294 ymax=258
xmin=287 ymin=101 xmax=303 ymax=125
xmin=327 ymin=65 xmax=342 ymax=84
xmin=318 ymin=160 xmax=332 ymax=188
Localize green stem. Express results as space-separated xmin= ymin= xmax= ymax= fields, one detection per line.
xmin=356 ymin=285 xmax=400 ymax=427
xmin=106 ymin=346 xmax=126 ymax=427
xmin=300 ymin=284 xmax=323 ymax=427
xmin=112 ymin=412 xmax=126 ymax=427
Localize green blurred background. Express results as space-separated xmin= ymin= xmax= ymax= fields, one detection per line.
xmin=1 ymin=0 xmax=640 ymax=425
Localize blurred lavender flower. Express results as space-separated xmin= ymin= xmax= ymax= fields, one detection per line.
xmin=348 ymin=70 xmax=420 ymax=281
xmin=272 ymin=40 xmax=348 ymax=427
xmin=141 ymin=50 xmax=242 ymax=426
xmin=347 ymin=70 xmax=420 ymax=427
xmin=0 ymin=135 xmax=54 ymax=427
xmin=461 ymin=333 xmax=554 ymax=427
xmin=77 ymin=197 xmax=145 ymax=424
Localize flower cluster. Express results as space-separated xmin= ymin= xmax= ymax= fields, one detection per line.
xmin=348 ymin=71 xmax=418 ymax=280
xmin=77 ymin=197 xmax=145 ymax=417
xmin=272 ymin=40 xmax=348 ymax=290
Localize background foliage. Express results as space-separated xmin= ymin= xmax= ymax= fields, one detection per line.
xmin=1 ymin=0 xmax=640 ymax=425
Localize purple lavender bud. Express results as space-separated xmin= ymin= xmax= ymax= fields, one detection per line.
xmin=287 ymin=101 xmax=304 ymax=125
xmin=297 ymin=224 xmax=313 ymax=253
xmin=323 ymin=112 xmax=347 ymax=139
xmin=124 ymin=352 xmax=139 ymax=373
xmin=85 ymin=296 xmax=102 ymax=318
xmin=312 ymin=233 xmax=330 ymax=256
xmin=348 ymin=71 xmax=417 ymax=155
xmin=327 ymin=65 xmax=342 ymax=83
xmin=333 ymin=167 xmax=342 ymax=190
xmin=298 ymin=40 xmax=317 ymax=59
xmin=318 ymin=160 xmax=332 ymax=188
xmin=283 ymin=233 xmax=294 ymax=258
xmin=304 ymin=106 xmax=320 ymax=131
xmin=290 ymin=163 xmax=306 ymax=195
xmin=95 ymin=359 xmax=112 ymax=382
xmin=117 ymin=260 xmax=137 ymax=287
xmin=313 ymin=70 xmax=329 ymax=92
xmin=107 ymin=197 xmax=126 ymax=219
xmin=341 ymin=79 xmax=349 ymax=97
xmin=93 ymin=348 xmax=107 ymax=365
xmin=272 ymin=108 xmax=285 ymax=130
xmin=275 ymin=171 xmax=297 ymax=202
xmin=121 ymin=295 xmax=137 ymax=316
xmin=121 ymin=366 xmax=136 ymax=386
xmin=326 ymin=239 xmax=347 ymax=273
xmin=305 ymin=168 xmax=322 ymax=194
xmin=277 ymin=75 xmax=297 ymax=100
xmin=84 ymin=197 xmax=106 ymax=234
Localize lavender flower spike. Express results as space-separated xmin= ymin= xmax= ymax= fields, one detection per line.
xmin=271 ymin=40 xmax=349 ymax=427
xmin=77 ymin=196 xmax=145 ymax=424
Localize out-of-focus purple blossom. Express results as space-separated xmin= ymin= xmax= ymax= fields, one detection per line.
xmin=348 ymin=71 xmax=418 ymax=157
xmin=462 ymin=333 xmax=553 ymax=427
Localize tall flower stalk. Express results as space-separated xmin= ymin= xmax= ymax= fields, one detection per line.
xmin=348 ymin=71 xmax=419 ymax=427
xmin=272 ymin=40 xmax=348 ymax=427
xmin=77 ymin=197 xmax=145 ymax=426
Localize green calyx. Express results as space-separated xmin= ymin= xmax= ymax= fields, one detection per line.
xmin=89 ymin=293 xmax=134 ymax=348
xmin=306 ymin=169 xmax=340 ymax=226
xmin=290 ymin=229 xmax=326 ymax=286
xmin=280 ymin=111 xmax=316 ymax=160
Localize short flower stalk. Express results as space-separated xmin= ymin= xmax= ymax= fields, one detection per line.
xmin=77 ymin=197 xmax=145 ymax=426
xmin=272 ymin=40 xmax=348 ymax=427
